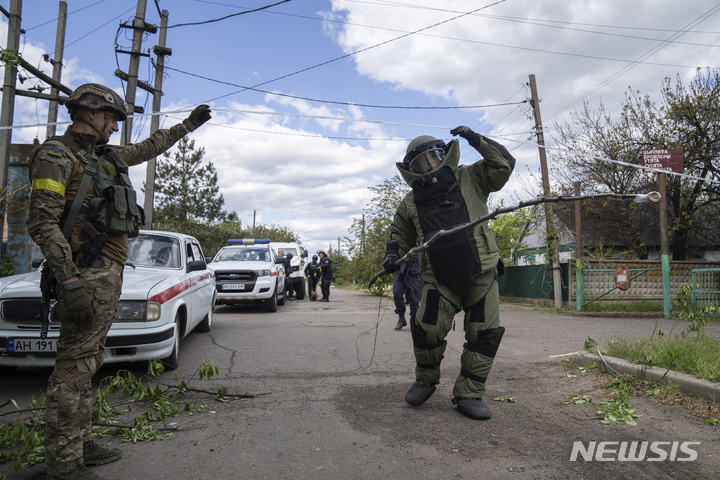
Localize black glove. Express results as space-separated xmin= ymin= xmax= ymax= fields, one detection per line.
xmin=450 ymin=125 xmax=483 ymax=145
xmin=382 ymin=242 xmax=400 ymax=274
xmin=183 ymin=104 xmax=212 ymax=131
xmin=59 ymin=279 xmax=93 ymax=324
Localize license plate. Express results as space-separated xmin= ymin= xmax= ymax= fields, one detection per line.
xmin=7 ymin=337 xmax=58 ymax=353
xmin=222 ymin=283 xmax=245 ymax=290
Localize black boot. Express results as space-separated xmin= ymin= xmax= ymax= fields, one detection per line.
xmin=83 ymin=440 xmax=122 ymax=466
xmin=455 ymin=398 xmax=491 ymax=420
xmin=405 ymin=381 xmax=436 ymax=406
xmin=394 ymin=314 xmax=407 ymax=330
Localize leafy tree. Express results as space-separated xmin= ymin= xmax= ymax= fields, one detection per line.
xmin=338 ymin=175 xmax=409 ymax=288
xmin=153 ymin=137 xmax=226 ymax=224
xmin=553 ymin=68 xmax=720 ymax=259
xmin=489 ymin=204 xmax=537 ymax=261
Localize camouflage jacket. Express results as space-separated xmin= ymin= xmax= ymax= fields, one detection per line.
xmin=28 ymin=124 xmax=189 ymax=283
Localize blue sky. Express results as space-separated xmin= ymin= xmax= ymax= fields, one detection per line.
xmin=3 ymin=0 xmax=720 ymax=255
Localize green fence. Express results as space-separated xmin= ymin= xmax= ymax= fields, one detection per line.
xmin=498 ymin=263 xmax=569 ymax=302
xmin=692 ymin=267 xmax=720 ymax=315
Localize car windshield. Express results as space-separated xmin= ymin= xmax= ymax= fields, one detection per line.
xmin=213 ymin=247 xmax=270 ymax=262
xmin=127 ymin=234 xmax=182 ymax=268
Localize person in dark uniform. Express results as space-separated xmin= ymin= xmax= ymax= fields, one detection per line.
xmin=392 ymin=254 xmax=423 ymax=330
xmin=304 ymin=254 xmax=321 ymax=301
xmin=277 ymin=250 xmax=293 ymax=297
xmin=317 ymin=250 xmax=332 ymax=302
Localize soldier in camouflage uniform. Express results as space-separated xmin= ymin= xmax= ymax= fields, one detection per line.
xmin=28 ymin=83 xmax=211 ymax=480
xmin=383 ymin=126 xmax=515 ymax=420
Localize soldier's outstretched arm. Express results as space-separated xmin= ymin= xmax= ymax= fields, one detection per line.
xmin=450 ymin=125 xmax=515 ymax=192
xmin=119 ymin=105 xmax=212 ymax=166
xmin=28 ymin=146 xmax=80 ymax=283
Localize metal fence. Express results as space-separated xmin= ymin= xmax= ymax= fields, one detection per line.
xmin=692 ymin=268 xmax=720 ymax=315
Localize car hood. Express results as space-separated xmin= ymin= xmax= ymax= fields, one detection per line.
xmin=0 ymin=267 xmax=169 ymax=300
xmin=209 ymin=261 xmax=274 ymax=272
xmin=120 ymin=266 xmax=172 ymax=300
xmin=0 ymin=271 xmax=41 ymax=298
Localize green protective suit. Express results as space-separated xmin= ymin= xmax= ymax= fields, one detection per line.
xmin=389 ymin=137 xmax=512 ymax=401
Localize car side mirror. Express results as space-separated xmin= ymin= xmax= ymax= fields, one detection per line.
xmin=301 ymin=248 xmax=308 ymax=258
xmin=187 ymin=260 xmax=206 ymax=272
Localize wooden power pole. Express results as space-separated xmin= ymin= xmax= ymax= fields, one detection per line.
xmin=143 ymin=8 xmax=170 ymax=228
xmin=45 ymin=1 xmax=67 ymax=138
xmin=0 ymin=0 xmax=23 ymax=248
xmin=529 ymin=74 xmax=563 ymax=307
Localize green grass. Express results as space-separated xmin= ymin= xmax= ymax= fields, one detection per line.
xmin=581 ymin=300 xmax=663 ymax=313
xmin=605 ymin=334 xmax=720 ymax=382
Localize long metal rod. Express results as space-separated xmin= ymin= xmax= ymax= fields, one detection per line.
xmin=368 ymin=191 xmax=661 ymax=288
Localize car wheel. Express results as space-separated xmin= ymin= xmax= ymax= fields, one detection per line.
xmin=195 ymin=294 xmax=215 ymax=333
xmin=265 ymin=285 xmax=278 ymax=312
xmin=294 ymin=278 xmax=305 ymax=300
xmin=163 ymin=313 xmax=181 ymax=370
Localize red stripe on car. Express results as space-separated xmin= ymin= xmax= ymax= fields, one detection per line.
xmin=148 ymin=273 xmax=213 ymax=304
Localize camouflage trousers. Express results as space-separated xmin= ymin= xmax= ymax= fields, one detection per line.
xmin=45 ymin=257 xmax=123 ymax=476
xmin=411 ymin=268 xmax=505 ymax=400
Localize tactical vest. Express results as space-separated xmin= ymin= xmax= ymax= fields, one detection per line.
xmin=411 ymin=166 xmax=482 ymax=295
xmin=46 ymin=138 xmax=144 ymax=238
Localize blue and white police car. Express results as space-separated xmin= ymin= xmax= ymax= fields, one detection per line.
xmin=209 ymin=239 xmax=286 ymax=312
xmin=0 ymin=230 xmax=216 ymax=370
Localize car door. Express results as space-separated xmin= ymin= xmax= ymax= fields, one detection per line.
xmin=191 ymin=241 xmax=214 ymax=318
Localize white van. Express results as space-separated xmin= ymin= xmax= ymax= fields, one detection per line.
xmin=270 ymin=241 xmax=308 ymax=299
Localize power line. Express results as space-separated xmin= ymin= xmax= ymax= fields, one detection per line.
xmin=24 ymin=0 xmax=110 ymax=31
xmin=191 ymin=1 xmax=715 ymax=69
xmin=160 ymin=63 xmax=526 ymax=110
xmin=167 ymin=0 xmax=292 ymax=28
xmin=195 ymin=0 xmax=508 ymax=106
xmin=550 ymin=3 xmax=720 ymax=119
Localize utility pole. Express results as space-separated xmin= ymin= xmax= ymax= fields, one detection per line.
xmin=574 ymin=181 xmax=582 ymax=312
xmin=143 ymin=8 xmax=170 ymax=229
xmin=118 ymin=0 xmax=155 ymax=146
xmin=529 ymin=74 xmax=562 ymax=307
xmin=45 ymin=1 xmax=67 ymax=139
xmin=0 ymin=0 xmax=22 ymax=250
xmin=337 ymin=237 xmax=341 ymax=255
xmin=252 ymin=210 xmax=256 ymax=234
xmin=361 ymin=214 xmax=365 ymax=256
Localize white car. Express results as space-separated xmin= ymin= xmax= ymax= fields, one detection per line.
xmin=210 ymin=239 xmax=286 ymax=312
xmin=0 ymin=230 xmax=215 ymax=370
xmin=270 ymin=241 xmax=308 ymax=299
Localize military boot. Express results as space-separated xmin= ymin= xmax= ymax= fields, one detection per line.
xmin=83 ymin=440 xmax=122 ymax=466
xmin=405 ymin=381 xmax=436 ymax=406
xmin=455 ymin=398 xmax=492 ymax=420
xmin=47 ymin=464 xmax=107 ymax=480
xmin=394 ymin=314 xmax=407 ymax=330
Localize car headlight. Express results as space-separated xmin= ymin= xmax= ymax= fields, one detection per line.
xmin=256 ymin=269 xmax=271 ymax=277
xmin=115 ymin=301 xmax=161 ymax=322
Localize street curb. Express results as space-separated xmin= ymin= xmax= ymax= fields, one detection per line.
xmin=574 ymin=351 xmax=720 ymax=402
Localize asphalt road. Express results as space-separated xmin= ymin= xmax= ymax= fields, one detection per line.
xmin=2 ymin=287 xmax=719 ymax=479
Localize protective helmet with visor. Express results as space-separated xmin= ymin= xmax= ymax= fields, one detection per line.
xmin=403 ymin=135 xmax=446 ymax=174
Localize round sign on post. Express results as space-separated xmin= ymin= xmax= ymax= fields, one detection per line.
xmin=614 ymin=265 xmax=631 ymax=291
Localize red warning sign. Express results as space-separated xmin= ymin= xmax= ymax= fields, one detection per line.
xmin=614 ymin=265 xmax=631 ymax=291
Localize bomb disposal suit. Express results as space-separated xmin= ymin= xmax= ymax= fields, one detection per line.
xmin=384 ymin=126 xmax=515 ymax=420
xmin=28 ymin=83 xmax=211 ymax=480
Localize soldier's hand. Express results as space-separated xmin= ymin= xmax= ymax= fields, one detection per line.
xmin=59 ymin=279 xmax=93 ymax=324
xmin=183 ymin=104 xmax=212 ymax=131
xmin=450 ymin=125 xmax=473 ymax=138
xmin=382 ymin=255 xmax=400 ymax=274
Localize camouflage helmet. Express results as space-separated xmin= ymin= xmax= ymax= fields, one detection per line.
xmin=66 ymin=83 xmax=128 ymax=121
xmin=403 ymin=135 xmax=446 ymax=173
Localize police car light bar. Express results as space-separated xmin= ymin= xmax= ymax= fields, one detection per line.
xmin=227 ymin=238 xmax=271 ymax=245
